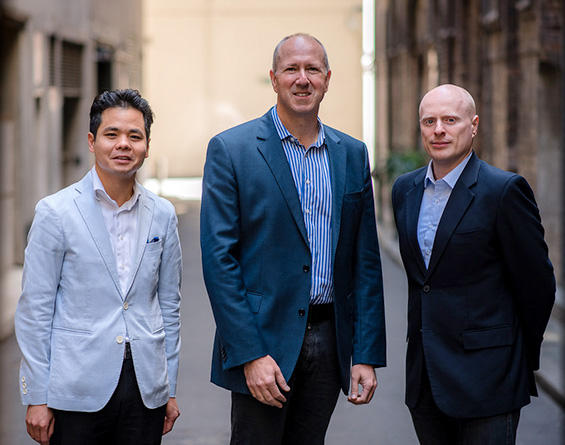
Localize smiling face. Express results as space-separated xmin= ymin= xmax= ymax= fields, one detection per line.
xmin=270 ymin=35 xmax=331 ymax=123
xmin=88 ymin=106 xmax=149 ymax=182
xmin=419 ymin=85 xmax=479 ymax=179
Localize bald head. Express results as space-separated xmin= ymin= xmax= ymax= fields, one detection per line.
xmin=272 ymin=33 xmax=330 ymax=74
xmin=419 ymin=84 xmax=477 ymax=120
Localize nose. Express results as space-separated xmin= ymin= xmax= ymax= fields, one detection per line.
xmin=434 ymin=121 xmax=445 ymax=135
xmin=115 ymin=134 xmax=131 ymax=149
xmin=296 ymin=68 xmax=310 ymax=85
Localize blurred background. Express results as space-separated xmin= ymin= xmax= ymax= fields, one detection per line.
xmin=0 ymin=0 xmax=563 ymax=442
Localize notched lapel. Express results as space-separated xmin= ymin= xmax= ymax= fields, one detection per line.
xmin=426 ymin=155 xmax=480 ymax=277
xmin=256 ymin=117 xmax=309 ymax=245
xmin=74 ymin=180 xmax=123 ymax=298
xmin=124 ymin=190 xmax=155 ymax=298
xmin=326 ymin=131 xmax=345 ymax=257
xmin=405 ymin=172 xmax=427 ymax=276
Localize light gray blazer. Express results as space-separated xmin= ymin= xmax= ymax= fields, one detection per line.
xmin=15 ymin=172 xmax=182 ymax=411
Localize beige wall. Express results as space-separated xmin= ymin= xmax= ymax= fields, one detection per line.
xmin=143 ymin=0 xmax=364 ymax=178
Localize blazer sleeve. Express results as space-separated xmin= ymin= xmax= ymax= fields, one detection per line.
xmin=352 ymin=147 xmax=386 ymax=367
xmin=497 ymin=175 xmax=555 ymax=370
xmin=200 ymin=135 xmax=268 ymax=369
xmin=157 ymin=204 xmax=183 ymax=397
xmin=15 ymin=198 xmax=64 ymax=405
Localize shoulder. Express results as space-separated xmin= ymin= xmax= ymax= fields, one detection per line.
xmin=324 ymin=125 xmax=365 ymax=150
xmin=392 ymin=166 xmax=426 ymax=192
xmin=36 ymin=176 xmax=87 ymax=213
xmin=475 ymin=158 xmax=529 ymax=191
xmin=139 ymin=184 xmax=176 ymax=215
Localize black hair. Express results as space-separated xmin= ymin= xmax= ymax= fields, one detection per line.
xmin=89 ymin=89 xmax=154 ymax=140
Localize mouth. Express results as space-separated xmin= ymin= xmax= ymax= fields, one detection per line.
xmin=431 ymin=141 xmax=450 ymax=148
xmin=294 ymin=92 xmax=311 ymax=97
xmin=112 ymin=156 xmax=132 ymax=162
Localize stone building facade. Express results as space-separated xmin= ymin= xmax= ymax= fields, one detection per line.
xmin=0 ymin=0 xmax=143 ymax=338
xmin=373 ymin=0 xmax=564 ymax=293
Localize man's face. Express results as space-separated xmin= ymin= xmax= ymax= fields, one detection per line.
xmin=270 ymin=36 xmax=331 ymax=121
xmin=419 ymin=86 xmax=479 ymax=177
xmin=88 ymin=106 xmax=149 ymax=181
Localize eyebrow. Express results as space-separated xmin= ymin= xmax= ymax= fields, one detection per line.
xmin=102 ymin=126 xmax=144 ymax=135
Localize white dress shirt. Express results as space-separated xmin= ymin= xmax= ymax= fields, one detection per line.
xmin=91 ymin=167 xmax=141 ymax=294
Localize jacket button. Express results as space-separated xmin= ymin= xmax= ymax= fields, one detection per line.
xmin=116 ymin=336 xmax=124 ymax=344
xmin=123 ymin=302 xmax=129 ymax=310
xmin=423 ymin=285 xmax=430 ymax=293
xmin=303 ymin=265 xmax=310 ymax=273
xmin=298 ymin=309 xmax=306 ymax=317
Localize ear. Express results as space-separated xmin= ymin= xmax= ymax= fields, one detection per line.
xmin=145 ymin=138 xmax=150 ymax=159
xmin=269 ymin=70 xmax=278 ymax=93
xmin=471 ymin=115 xmax=479 ymax=137
xmin=324 ymin=70 xmax=332 ymax=93
xmin=87 ymin=132 xmax=95 ymax=153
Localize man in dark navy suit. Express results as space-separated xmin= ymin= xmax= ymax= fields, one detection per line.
xmin=392 ymin=84 xmax=555 ymax=444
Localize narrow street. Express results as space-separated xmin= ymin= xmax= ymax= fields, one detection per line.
xmin=1 ymin=202 xmax=563 ymax=444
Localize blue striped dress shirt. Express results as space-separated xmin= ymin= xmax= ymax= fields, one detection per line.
xmin=271 ymin=106 xmax=333 ymax=304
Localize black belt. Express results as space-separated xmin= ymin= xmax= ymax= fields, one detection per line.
xmin=124 ymin=342 xmax=132 ymax=360
xmin=307 ymin=303 xmax=334 ymax=324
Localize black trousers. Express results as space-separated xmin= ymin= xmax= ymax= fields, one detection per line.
xmin=50 ymin=345 xmax=167 ymax=445
xmin=231 ymin=304 xmax=342 ymax=445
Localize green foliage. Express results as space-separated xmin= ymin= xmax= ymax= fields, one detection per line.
xmin=385 ymin=150 xmax=427 ymax=181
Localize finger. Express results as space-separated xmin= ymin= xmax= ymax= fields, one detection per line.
xmin=162 ymin=417 xmax=174 ymax=435
xmin=275 ymin=370 xmax=290 ymax=393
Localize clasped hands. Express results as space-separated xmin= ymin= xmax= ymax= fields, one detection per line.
xmin=244 ymin=355 xmax=377 ymax=408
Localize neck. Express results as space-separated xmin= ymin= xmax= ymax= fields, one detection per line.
xmin=277 ymin=108 xmax=320 ymax=147
xmin=95 ymin=167 xmax=136 ymax=207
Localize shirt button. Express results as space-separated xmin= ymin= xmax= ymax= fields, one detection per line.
xmin=423 ymin=285 xmax=430 ymax=293
xmin=306 ymin=179 xmax=311 ymax=185
xmin=116 ymin=336 xmax=124 ymax=344
xmin=298 ymin=309 xmax=306 ymax=316
xmin=123 ymin=302 xmax=129 ymax=310
xmin=305 ymin=209 xmax=310 ymax=214
xmin=303 ymin=265 xmax=310 ymax=273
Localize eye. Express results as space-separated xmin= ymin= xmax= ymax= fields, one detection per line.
xmin=285 ymin=67 xmax=297 ymax=73
xmin=422 ymin=118 xmax=435 ymax=126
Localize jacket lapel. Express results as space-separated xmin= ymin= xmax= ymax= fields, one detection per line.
xmin=405 ymin=170 xmax=427 ymax=277
xmin=74 ymin=173 xmax=123 ymax=298
xmin=325 ymin=128 xmax=345 ymax=259
xmin=426 ymin=153 xmax=480 ymax=278
xmin=124 ymin=187 xmax=155 ymax=298
xmin=256 ymin=112 xmax=309 ymax=245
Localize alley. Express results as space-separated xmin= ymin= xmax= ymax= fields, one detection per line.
xmin=1 ymin=202 xmax=563 ymax=444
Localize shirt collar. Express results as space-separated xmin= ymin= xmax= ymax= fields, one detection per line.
xmin=271 ymin=106 xmax=325 ymax=148
xmin=424 ymin=151 xmax=473 ymax=189
xmin=91 ymin=166 xmax=141 ymax=210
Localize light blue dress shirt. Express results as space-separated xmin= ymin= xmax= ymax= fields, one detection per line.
xmin=271 ymin=106 xmax=333 ymax=304
xmin=417 ymin=152 xmax=472 ymax=268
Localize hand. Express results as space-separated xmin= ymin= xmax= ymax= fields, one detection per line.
xmin=25 ymin=404 xmax=55 ymax=445
xmin=244 ymin=355 xmax=291 ymax=408
xmin=162 ymin=397 xmax=180 ymax=435
xmin=347 ymin=364 xmax=377 ymax=405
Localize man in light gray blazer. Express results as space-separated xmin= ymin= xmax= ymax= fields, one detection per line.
xmin=15 ymin=89 xmax=182 ymax=445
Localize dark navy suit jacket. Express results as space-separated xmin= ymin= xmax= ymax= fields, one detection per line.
xmin=200 ymin=109 xmax=386 ymax=395
xmin=392 ymin=152 xmax=555 ymax=418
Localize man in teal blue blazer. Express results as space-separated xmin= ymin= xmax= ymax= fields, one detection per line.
xmin=15 ymin=89 xmax=182 ymax=445
xmin=392 ymin=84 xmax=555 ymax=444
xmin=201 ymin=34 xmax=386 ymax=444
